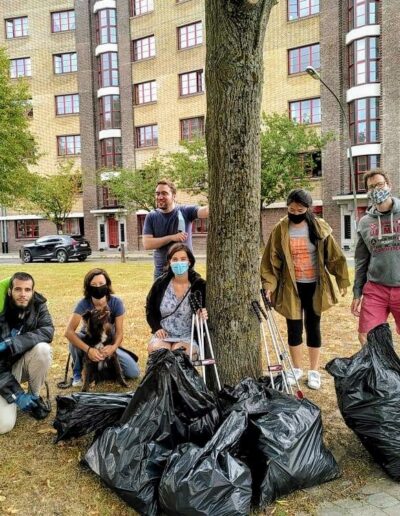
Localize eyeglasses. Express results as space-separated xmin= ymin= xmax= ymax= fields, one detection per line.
xmin=155 ymin=192 xmax=170 ymax=197
xmin=367 ymin=181 xmax=386 ymax=191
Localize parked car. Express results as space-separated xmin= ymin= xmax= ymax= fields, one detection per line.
xmin=20 ymin=235 xmax=92 ymax=263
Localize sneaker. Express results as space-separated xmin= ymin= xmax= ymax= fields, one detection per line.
xmin=308 ymin=370 xmax=321 ymax=390
xmin=285 ymin=368 xmax=303 ymax=386
xmin=72 ymin=376 xmax=83 ymax=387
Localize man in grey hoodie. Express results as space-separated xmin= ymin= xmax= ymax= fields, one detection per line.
xmin=351 ymin=170 xmax=400 ymax=344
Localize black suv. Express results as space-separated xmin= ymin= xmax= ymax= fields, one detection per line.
xmin=20 ymin=235 xmax=92 ymax=263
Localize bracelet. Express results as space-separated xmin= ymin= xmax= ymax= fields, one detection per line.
xmin=85 ymin=346 xmax=91 ymax=356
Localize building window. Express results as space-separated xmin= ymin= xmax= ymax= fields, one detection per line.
xmin=180 ymin=117 xmax=205 ymax=140
xmin=15 ymin=220 xmax=39 ymax=239
xmin=102 ymin=186 xmax=119 ymax=208
xmin=101 ymin=138 xmax=122 ymax=168
xmin=132 ymin=35 xmax=155 ymax=61
xmin=51 ymin=10 xmax=75 ymax=33
xmin=6 ymin=17 xmax=28 ymax=39
xmin=192 ymin=219 xmax=208 ymax=233
xmin=57 ymin=135 xmax=81 ymax=156
xmin=54 ymin=52 xmax=77 ymax=74
xmin=55 ymin=94 xmax=79 ymax=115
xmin=349 ymin=37 xmax=379 ymax=87
xmin=96 ymin=9 xmax=117 ymax=44
xmin=288 ymin=43 xmax=320 ymax=74
xmin=10 ymin=57 xmax=31 ymax=78
xmin=349 ymin=97 xmax=379 ymax=144
xmin=136 ymin=124 xmax=158 ymax=148
xmin=288 ymin=0 xmax=320 ymax=20
xmin=99 ymin=95 xmax=121 ymax=130
xmin=348 ymin=0 xmax=379 ymax=30
xmin=64 ymin=218 xmax=80 ymax=234
xmin=289 ymin=98 xmax=321 ymax=124
xmin=132 ymin=0 xmax=154 ymax=16
xmin=178 ymin=21 xmax=203 ymax=49
xmin=179 ymin=70 xmax=204 ymax=96
xmin=353 ymin=154 xmax=380 ymax=191
xmin=299 ymin=151 xmax=322 ymax=177
xmin=98 ymin=52 xmax=119 ymax=87
xmin=134 ymin=80 xmax=157 ymax=104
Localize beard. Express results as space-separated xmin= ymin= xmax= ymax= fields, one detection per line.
xmin=4 ymin=295 xmax=34 ymax=329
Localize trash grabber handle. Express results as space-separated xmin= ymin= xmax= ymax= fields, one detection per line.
xmin=261 ymin=288 xmax=273 ymax=310
xmin=252 ymin=300 xmax=263 ymax=322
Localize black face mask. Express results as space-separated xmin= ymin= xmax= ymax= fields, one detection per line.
xmin=89 ymin=285 xmax=109 ymax=299
xmin=288 ymin=212 xmax=307 ymax=224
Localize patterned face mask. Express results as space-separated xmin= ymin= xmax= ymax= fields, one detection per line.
xmin=368 ymin=187 xmax=391 ymax=205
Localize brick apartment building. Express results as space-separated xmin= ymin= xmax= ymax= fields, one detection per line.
xmin=0 ymin=0 xmax=397 ymax=253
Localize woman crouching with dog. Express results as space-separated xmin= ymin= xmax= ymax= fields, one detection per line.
xmin=146 ymin=243 xmax=207 ymax=358
xmin=65 ymin=268 xmax=140 ymax=387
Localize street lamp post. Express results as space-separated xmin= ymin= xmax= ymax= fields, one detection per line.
xmin=306 ymin=65 xmax=358 ymax=245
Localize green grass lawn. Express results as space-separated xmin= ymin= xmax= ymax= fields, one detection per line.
xmin=0 ymin=262 xmax=395 ymax=515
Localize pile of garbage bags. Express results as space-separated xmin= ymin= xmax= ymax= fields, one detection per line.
xmin=326 ymin=323 xmax=400 ymax=480
xmin=53 ymin=391 xmax=134 ymax=442
xmin=55 ymin=349 xmax=339 ymax=515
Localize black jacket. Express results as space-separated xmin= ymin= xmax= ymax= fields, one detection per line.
xmin=0 ymin=292 xmax=54 ymax=402
xmin=145 ymin=269 xmax=206 ymax=333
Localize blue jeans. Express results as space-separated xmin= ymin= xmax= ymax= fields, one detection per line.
xmin=69 ymin=335 xmax=140 ymax=380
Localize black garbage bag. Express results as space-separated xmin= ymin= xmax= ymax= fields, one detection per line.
xmin=219 ymin=378 xmax=340 ymax=507
xmin=158 ymin=410 xmax=252 ymax=516
xmin=326 ymin=323 xmax=400 ymax=480
xmin=53 ymin=391 xmax=134 ymax=442
xmin=84 ymin=349 xmax=220 ymax=516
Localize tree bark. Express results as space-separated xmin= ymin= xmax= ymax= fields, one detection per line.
xmin=206 ymin=0 xmax=277 ymax=385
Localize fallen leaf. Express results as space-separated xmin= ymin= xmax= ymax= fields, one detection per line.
xmin=37 ymin=427 xmax=57 ymax=434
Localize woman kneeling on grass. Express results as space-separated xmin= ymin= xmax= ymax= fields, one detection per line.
xmin=260 ymin=189 xmax=350 ymax=390
xmin=146 ymin=243 xmax=207 ymax=358
xmin=65 ymin=268 xmax=140 ymax=387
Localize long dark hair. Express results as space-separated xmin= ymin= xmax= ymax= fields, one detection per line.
xmin=83 ymin=268 xmax=114 ymax=299
xmin=286 ymin=189 xmax=321 ymax=246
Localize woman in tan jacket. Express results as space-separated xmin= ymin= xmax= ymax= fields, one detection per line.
xmin=260 ymin=189 xmax=350 ymax=390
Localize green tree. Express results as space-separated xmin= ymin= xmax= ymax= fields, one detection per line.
xmin=103 ymin=156 xmax=168 ymax=212
xmin=260 ymin=112 xmax=334 ymax=207
xmin=27 ymin=161 xmax=82 ymax=233
xmin=0 ymin=47 xmax=38 ymax=206
xmin=168 ymin=138 xmax=208 ymax=195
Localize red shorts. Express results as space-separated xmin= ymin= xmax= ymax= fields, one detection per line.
xmin=359 ymin=281 xmax=400 ymax=334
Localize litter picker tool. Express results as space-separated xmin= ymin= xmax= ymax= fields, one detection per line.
xmin=189 ymin=292 xmax=221 ymax=391
xmin=253 ymin=291 xmax=303 ymax=399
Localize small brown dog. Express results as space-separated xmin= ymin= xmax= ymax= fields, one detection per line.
xmin=81 ymin=306 xmax=127 ymax=392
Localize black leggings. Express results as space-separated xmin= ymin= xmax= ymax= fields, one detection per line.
xmin=286 ymin=282 xmax=321 ymax=348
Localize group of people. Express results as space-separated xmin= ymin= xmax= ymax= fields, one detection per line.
xmin=1 ymin=171 xmax=399 ymax=434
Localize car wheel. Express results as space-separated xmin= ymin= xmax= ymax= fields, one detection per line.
xmin=22 ymin=250 xmax=33 ymax=263
xmin=56 ymin=249 xmax=69 ymax=263
xmin=77 ymin=255 xmax=87 ymax=262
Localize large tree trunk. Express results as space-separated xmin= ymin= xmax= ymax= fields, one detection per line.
xmin=206 ymin=0 xmax=276 ymax=385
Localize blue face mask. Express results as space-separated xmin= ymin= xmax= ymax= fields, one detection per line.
xmin=368 ymin=187 xmax=391 ymax=205
xmin=170 ymin=261 xmax=189 ymax=276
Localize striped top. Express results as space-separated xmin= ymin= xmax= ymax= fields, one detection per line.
xmin=289 ymin=223 xmax=318 ymax=282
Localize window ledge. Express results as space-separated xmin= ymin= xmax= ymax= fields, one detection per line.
xmin=287 ymin=13 xmax=320 ymax=24
xmin=135 ymin=145 xmax=158 ymax=150
xmin=133 ymin=56 xmax=156 ymax=64
xmin=134 ymin=101 xmax=157 ymax=107
xmin=179 ymin=92 xmax=204 ymax=99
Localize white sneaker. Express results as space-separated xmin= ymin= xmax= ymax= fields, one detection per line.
xmin=72 ymin=376 xmax=83 ymax=387
xmin=308 ymin=370 xmax=321 ymax=390
xmin=285 ymin=368 xmax=303 ymax=386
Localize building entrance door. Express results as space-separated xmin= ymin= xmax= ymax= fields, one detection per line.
xmin=107 ymin=217 xmax=119 ymax=248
